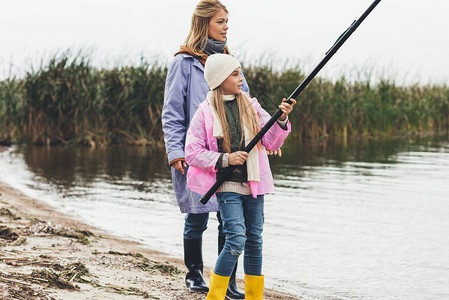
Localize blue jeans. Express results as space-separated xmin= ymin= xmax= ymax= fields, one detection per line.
xmin=184 ymin=212 xmax=224 ymax=240
xmin=214 ymin=192 xmax=264 ymax=276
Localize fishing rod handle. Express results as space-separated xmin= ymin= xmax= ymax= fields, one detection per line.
xmin=200 ymin=166 xmax=235 ymax=204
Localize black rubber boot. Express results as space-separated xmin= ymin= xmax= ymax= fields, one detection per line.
xmin=219 ymin=235 xmax=245 ymax=299
xmin=184 ymin=238 xmax=209 ymax=293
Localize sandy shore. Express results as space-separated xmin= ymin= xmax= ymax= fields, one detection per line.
xmin=0 ymin=165 xmax=299 ymax=299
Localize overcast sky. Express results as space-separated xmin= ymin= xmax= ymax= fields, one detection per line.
xmin=1 ymin=0 xmax=449 ymax=85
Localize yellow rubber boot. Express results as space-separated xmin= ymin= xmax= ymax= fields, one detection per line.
xmin=206 ymin=270 xmax=231 ymax=300
xmin=244 ymin=274 xmax=264 ymax=300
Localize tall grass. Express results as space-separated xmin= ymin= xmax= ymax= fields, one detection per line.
xmin=0 ymin=76 xmax=25 ymax=142
xmin=0 ymin=53 xmax=448 ymax=146
xmin=0 ymin=53 xmax=167 ymax=146
xmin=246 ymin=67 xmax=449 ymax=142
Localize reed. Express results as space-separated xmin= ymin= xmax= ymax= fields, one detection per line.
xmin=100 ymin=61 xmax=167 ymax=145
xmin=0 ymin=53 xmax=448 ymax=146
xmin=245 ymin=66 xmax=449 ymax=142
xmin=0 ymin=76 xmax=25 ymax=143
xmin=0 ymin=53 xmax=167 ymax=146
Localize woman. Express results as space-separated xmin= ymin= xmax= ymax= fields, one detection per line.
xmin=162 ymin=1 xmax=248 ymax=298
xmin=185 ymin=54 xmax=295 ymax=299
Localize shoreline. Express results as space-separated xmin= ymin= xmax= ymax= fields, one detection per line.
xmin=0 ymin=166 xmax=299 ymax=299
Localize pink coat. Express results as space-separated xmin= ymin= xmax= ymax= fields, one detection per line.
xmin=185 ymin=97 xmax=291 ymax=198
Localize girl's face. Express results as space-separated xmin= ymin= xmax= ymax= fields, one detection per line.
xmin=208 ymin=9 xmax=228 ymax=42
xmin=221 ymin=67 xmax=243 ymax=95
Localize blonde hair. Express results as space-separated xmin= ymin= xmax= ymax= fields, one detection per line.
xmin=184 ymin=0 xmax=230 ymax=56
xmin=209 ymin=88 xmax=261 ymax=153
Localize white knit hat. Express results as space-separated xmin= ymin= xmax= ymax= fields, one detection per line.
xmin=204 ymin=54 xmax=241 ymax=90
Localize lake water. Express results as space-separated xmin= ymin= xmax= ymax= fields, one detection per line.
xmin=1 ymin=136 xmax=448 ymax=299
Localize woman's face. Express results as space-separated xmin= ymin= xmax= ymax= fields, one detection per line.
xmin=208 ymin=9 xmax=228 ymax=42
xmin=221 ymin=67 xmax=243 ymax=95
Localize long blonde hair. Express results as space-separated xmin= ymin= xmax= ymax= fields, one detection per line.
xmin=184 ymin=0 xmax=230 ymax=56
xmin=209 ymin=88 xmax=261 ymax=153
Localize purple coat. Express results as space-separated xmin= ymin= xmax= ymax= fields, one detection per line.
xmin=162 ymin=54 xmax=249 ymax=213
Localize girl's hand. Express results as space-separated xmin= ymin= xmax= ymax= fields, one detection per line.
xmin=279 ymin=98 xmax=297 ymax=121
xmin=266 ymin=149 xmax=282 ymax=157
xmin=172 ymin=159 xmax=187 ymax=175
xmin=229 ymin=151 xmax=249 ymax=165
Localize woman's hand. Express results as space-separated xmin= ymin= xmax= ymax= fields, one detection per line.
xmin=171 ymin=159 xmax=187 ymax=175
xmin=279 ymin=98 xmax=297 ymax=121
xmin=229 ymin=151 xmax=249 ymax=165
xmin=266 ymin=149 xmax=282 ymax=157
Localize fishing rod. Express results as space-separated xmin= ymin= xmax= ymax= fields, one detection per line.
xmin=201 ymin=0 xmax=382 ymax=205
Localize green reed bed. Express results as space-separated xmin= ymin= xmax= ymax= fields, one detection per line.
xmin=0 ymin=54 xmax=167 ymax=146
xmin=0 ymin=53 xmax=448 ymax=146
xmin=246 ymin=66 xmax=449 ymax=141
xmin=0 ymin=76 xmax=25 ymax=143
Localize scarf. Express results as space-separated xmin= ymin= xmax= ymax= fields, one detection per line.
xmin=207 ymin=91 xmax=260 ymax=182
xmin=202 ymin=38 xmax=227 ymax=56
xmin=174 ymin=39 xmax=229 ymax=66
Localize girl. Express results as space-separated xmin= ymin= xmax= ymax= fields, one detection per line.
xmin=162 ymin=0 xmax=248 ymax=297
xmin=185 ymin=54 xmax=296 ymax=300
